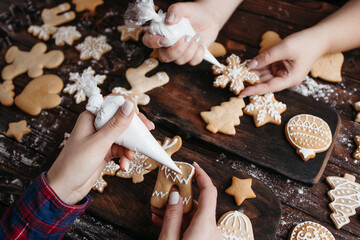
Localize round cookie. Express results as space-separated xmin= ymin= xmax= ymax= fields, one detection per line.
xmin=217 ymin=210 xmax=254 ymax=240
xmin=289 ymin=221 xmax=335 ymax=240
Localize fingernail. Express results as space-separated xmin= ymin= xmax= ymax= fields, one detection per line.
xmin=121 ymin=100 xmax=133 ymax=116
xmin=239 ymin=94 xmax=247 ymax=98
xmin=159 ymin=38 xmax=169 ymax=46
xmin=184 ymin=35 xmax=191 ymax=45
xmin=169 ymin=191 xmax=179 ymax=205
xmin=193 ymin=34 xmax=201 ymax=43
xmin=166 ymin=13 xmax=175 ymax=23
xmin=123 ymin=161 xmax=130 ymax=172
xmin=150 ymin=121 xmax=155 ymax=130
xmin=247 ymin=59 xmax=258 ymax=69
xmin=193 ymin=161 xmax=200 ymax=167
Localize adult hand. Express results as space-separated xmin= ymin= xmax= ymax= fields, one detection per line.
xmin=152 ymin=162 xmax=222 ymax=240
xmin=47 ymin=95 xmax=154 ymax=205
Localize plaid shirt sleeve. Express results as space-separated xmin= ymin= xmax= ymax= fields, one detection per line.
xmin=0 ymin=172 xmax=92 ymax=239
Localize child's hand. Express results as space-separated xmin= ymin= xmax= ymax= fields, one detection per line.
xmin=241 ymin=28 xmax=327 ymax=97
xmin=46 ymin=96 xmax=154 ymax=205
xmin=152 ymin=163 xmax=222 ymax=240
xmin=142 ymin=2 xmax=220 ymax=65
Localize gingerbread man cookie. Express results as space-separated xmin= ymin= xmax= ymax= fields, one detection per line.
xmin=6 ymin=120 xmax=31 ymax=142
xmin=117 ymin=23 xmax=144 ymax=42
xmin=289 ymin=221 xmax=335 ymax=240
xmin=353 ymin=101 xmax=360 ymax=123
xmin=244 ymin=93 xmax=286 ymax=127
xmin=217 ymin=210 xmax=254 ymax=240
xmin=0 ymin=81 xmax=15 ymax=106
xmin=75 ymin=35 xmax=112 ymax=61
xmin=225 ymin=176 xmax=256 ymax=206
xmin=354 ymin=136 xmax=360 ymax=160
xmin=112 ymin=58 xmax=169 ymax=105
xmin=92 ymin=160 xmax=120 ymax=193
xmin=2 ymin=42 xmax=64 ymax=81
xmin=212 ymin=54 xmax=259 ymax=95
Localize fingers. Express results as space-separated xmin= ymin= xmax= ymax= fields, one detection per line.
xmin=239 ymin=76 xmax=291 ymax=97
xmin=138 ymin=112 xmax=155 ymax=131
xmin=158 ymin=191 xmax=184 ymax=240
xmin=165 ymin=2 xmax=195 ymax=25
xmin=142 ymin=32 xmax=169 ymax=48
xmin=70 ymin=110 xmax=96 ymax=139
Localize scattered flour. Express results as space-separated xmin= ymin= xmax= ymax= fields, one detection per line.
xmin=292 ymin=76 xmax=335 ymax=102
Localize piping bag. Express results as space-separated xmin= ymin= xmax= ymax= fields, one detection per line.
xmin=79 ymin=73 xmax=182 ymax=174
xmin=131 ymin=0 xmax=222 ymax=67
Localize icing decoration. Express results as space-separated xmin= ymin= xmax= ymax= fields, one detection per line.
xmin=64 ymin=67 xmax=106 ymax=104
xmin=225 ymin=176 xmax=256 ymax=206
xmin=285 ymin=114 xmax=332 ymax=161
xmin=326 ymin=173 xmax=360 ymax=229
xmin=152 ymin=190 xmax=168 ymax=198
xmin=217 ymin=210 xmax=254 ymax=240
xmin=5 ymin=120 xmax=31 ymax=142
xmin=92 ymin=160 xmax=120 ymax=193
xmin=112 ymin=58 xmax=169 ymax=105
xmin=151 ymin=161 xmax=195 ymax=213
xmin=117 ymin=23 xmax=144 ymax=42
xmin=354 ymin=136 xmax=360 ymax=160
xmin=289 ymin=221 xmax=335 ymax=240
xmin=75 ymin=35 xmax=112 ymax=61
xmin=52 ymin=26 xmax=82 ymax=46
xmin=353 ymin=101 xmax=360 ymax=123
xmin=0 ymin=81 xmax=15 ymax=106
xmin=59 ymin=132 xmax=70 ymax=149
xmin=212 ymin=54 xmax=259 ymax=95
xmin=28 ymin=24 xmax=57 ymax=41
xmin=244 ymin=93 xmax=286 ymax=127
xmin=116 ymin=136 xmax=182 ymax=183
xmin=134 ymin=0 xmax=221 ymax=66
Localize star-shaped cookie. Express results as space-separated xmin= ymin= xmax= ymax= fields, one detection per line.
xmin=354 ymin=136 xmax=360 ymax=160
xmin=244 ymin=93 xmax=286 ymax=127
xmin=117 ymin=24 xmax=144 ymax=42
xmin=75 ymin=35 xmax=112 ymax=61
xmin=6 ymin=120 xmax=31 ymax=142
xmin=225 ymin=176 xmax=256 ymax=206
xmin=353 ymin=101 xmax=360 ymax=123
xmin=212 ymin=54 xmax=259 ymax=95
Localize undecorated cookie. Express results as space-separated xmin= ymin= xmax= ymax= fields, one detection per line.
xmin=225 ymin=176 xmax=256 ymax=206
xmin=0 ymin=81 xmax=15 ymax=106
xmin=353 ymin=101 xmax=360 ymax=123
xmin=72 ymin=0 xmax=104 ymax=13
xmin=354 ymin=136 xmax=360 ymax=160
xmin=217 ymin=210 xmax=254 ymax=240
xmin=289 ymin=221 xmax=335 ymax=240
xmin=6 ymin=120 xmax=31 ymax=142
xmin=208 ymin=42 xmax=227 ymax=57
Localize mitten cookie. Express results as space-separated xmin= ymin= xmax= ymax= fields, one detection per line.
xmin=259 ymin=31 xmax=282 ymax=53
xmin=217 ymin=211 xmax=254 ymax=240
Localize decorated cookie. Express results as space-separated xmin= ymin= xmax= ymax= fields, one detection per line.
xmin=112 ymin=58 xmax=169 ymax=105
xmin=285 ymin=114 xmax=332 ymax=161
xmin=64 ymin=67 xmax=106 ymax=104
xmin=72 ymin=0 xmax=104 ymax=13
xmin=326 ymin=173 xmax=360 ymax=229
xmin=0 ymin=81 xmax=15 ymax=106
xmin=59 ymin=132 xmax=70 ymax=149
xmin=117 ymin=136 xmax=182 ymax=183
xmin=15 ymin=75 xmax=63 ymax=116
xmin=28 ymin=24 xmax=57 ymax=41
xmin=244 ymin=93 xmax=287 ymax=127
xmin=75 ymin=35 xmax=112 ymax=61
xmin=6 ymin=120 xmax=31 ymax=142
xmin=208 ymin=42 xmax=227 ymax=57
xmin=225 ymin=176 xmax=256 ymax=206
xmin=354 ymin=136 xmax=360 ymax=160
xmin=200 ymin=97 xmax=245 ymax=135
xmin=52 ymin=26 xmax=82 ymax=46
xmin=217 ymin=210 xmax=254 ymax=240
xmin=289 ymin=221 xmax=335 ymax=240
xmin=259 ymin=31 xmax=282 ymax=53
xmin=92 ymin=160 xmax=120 ymax=193
xmin=117 ymin=24 xmax=144 ymax=42
xmin=311 ymin=53 xmax=344 ymax=83
xmin=2 ymin=42 xmax=64 ymax=81
xmin=212 ymin=54 xmax=259 ymax=95
xmin=151 ymin=161 xmax=195 ymax=213
xmin=353 ymin=101 xmax=360 ymax=123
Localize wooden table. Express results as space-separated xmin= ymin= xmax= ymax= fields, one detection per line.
xmin=0 ymin=0 xmax=359 ymax=239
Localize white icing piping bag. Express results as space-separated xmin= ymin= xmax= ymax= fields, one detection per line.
xmin=79 ymin=74 xmax=182 ymax=174
xmin=134 ymin=0 xmax=222 ymax=67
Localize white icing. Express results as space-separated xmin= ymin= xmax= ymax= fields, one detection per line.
xmin=75 ymin=35 xmax=112 ymax=61
xmin=161 ymin=161 xmax=194 ymax=184
xmin=290 ymin=221 xmax=335 ymax=240
xmin=52 ymin=26 xmax=81 ymax=46
xmin=28 ymin=24 xmax=57 ymax=40
xmin=152 ymin=190 xmax=168 ymax=198
xmin=217 ymin=211 xmax=253 ymax=240
xmin=183 ymin=196 xmax=191 ymax=205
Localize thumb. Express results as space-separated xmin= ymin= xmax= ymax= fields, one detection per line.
xmin=247 ymin=43 xmax=286 ymax=70
xmin=159 ymin=191 xmax=184 ymax=240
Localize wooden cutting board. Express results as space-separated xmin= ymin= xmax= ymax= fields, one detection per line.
xmin=134 ymin=62 xmax=341 ymax=185
xmin=88 ymin=129 xmax=282 ymax=240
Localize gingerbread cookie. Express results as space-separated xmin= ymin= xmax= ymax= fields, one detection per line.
xmin=289 ymin=221 xmax=335 ymax=240
xmin=72 ymin=0 xmax=104 ymax=13
xmin=59 ymin=132 xmax=70 ymax=149
xmin=354 ymin=136 xmax=360 ymax=160
xmin=259 ymin=31 xmax=282 ymax=53
xmin=112 ymin=58 xmax=169 ymax=105
xmin=244 ymin=93 xmax=286 ymax=127
xmin=75 ymin=35 xmax=112 ymax=61
xmin=326 ymin=173 xmax=360 ymax=229
xmin=217 ymin=210 xmax=254 ymax=240
xmin=28 ymin=24 xmax=57 ymax=41
xmin=150 ymin=49 xmax=161 ymax=61
xmin=52 ymin=26 xmax=82 ymax=46
xmin=200 ymin=97 xmax=245 ymax=135
xmin=117 ymin=23 xmax=144 ymax=42
xmin=151 ymin=161 xmax=195 ymax=213
xmin=212 ymin=54 xmax=259 ymax=95
xmin=92 ymin=160 xmax=120 ymax=193
xmin=2 ymin=42 xmax=64 ymax=81
xmin=64 ymin=67 xmax=106 ymax=104
xmin=208 ymin=42 xmax=227 ymax=57
xmin=285 ymin=114 xmax=332 ymax=161
xmin=225 ymin=176 xmax=256 ymax=206
xmin=117 ymin=136 xmax=182 ymax=183
xmin=0 ymin=81 xmax=15 ymax=106
xmin=353 ymin=101 xmax=360 ymax=123
xmin=6 ymin=120 xmax=31 ymax=142
xmin=15 ymin=75 xmax=63 ymax=116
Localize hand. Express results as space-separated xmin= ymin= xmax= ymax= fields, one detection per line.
xmin=152 ymin=163 xmax=222 ymax=240
xmin=240 ymin=28 xmax=327 ymax=97
xmin=142 ymin=2 xmax=220 ymax=65
xmin=46 ymin=96 xmax=154 ymax=205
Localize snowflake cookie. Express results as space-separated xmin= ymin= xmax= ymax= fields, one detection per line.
xmin=28 ymin=24 xmax=57 ymax=41
xmin=52 ymin=26 xmax=82 ymax=46
xmin=244 ymin=93 xmax=286 ymax=127
xmin=212 ymin=54 xmax=259 ymax=95
xmin=75 ymin=35 xmax=112 ymax=61
xmin=289 ymin=221 xmax=335 ymax=240
xmin=92 ymin=160 xmax=120 ymax=193
xmin=64 ymin=67 xmax=106 ymax=104
xmin=353 ymin=101 xmax=360 ymax=123
xmin=217 ymin=211 xmax=254 ymax=240
xmin=326 ymin=173 xmax=360 ymax=229
xmin=353 ymin=136 xmax=360 ymax=160
xmin=117 ymin=23 xmax=144 ymax=42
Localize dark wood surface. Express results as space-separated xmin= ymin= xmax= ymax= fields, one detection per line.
xmin=0 ymin=0 xmax=359 ymax=239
